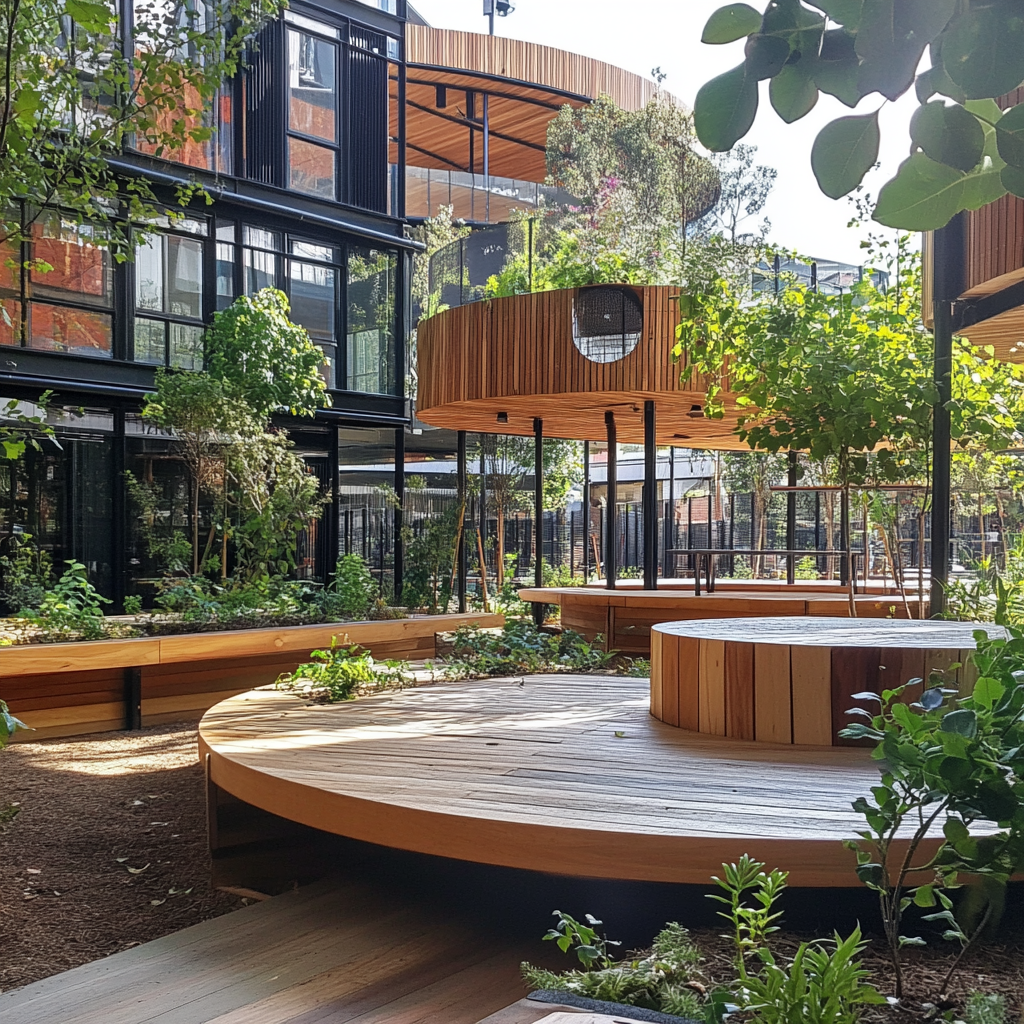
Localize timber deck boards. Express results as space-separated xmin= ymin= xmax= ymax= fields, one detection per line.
xmin=199 ymin=674 xmax=886 ymax=886
xmin=0 ymin=876 xmax=544 ymax=1024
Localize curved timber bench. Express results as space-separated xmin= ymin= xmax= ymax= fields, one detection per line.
xmin=650 ymin=617 xmax=1005 ymax=747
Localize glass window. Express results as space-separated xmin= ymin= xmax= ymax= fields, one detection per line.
xmin=132 ymin=222 xmax=206 ymax=367
xmin=29 ymin=304 xmax=113 ymax=358
xmin=216 ymin=221 xmax=237 ymax=309
xmin=288 ymin=240 xmax=338 ymax=390
xmin=346 ymin=246 xmax=397 ymax=395
xmin=288 ymin=137 xmax=336 ymax=200
xmin=30 ymin=214 xmax=113 ymax=309
xmin=288 ymin=29 xmax=337 ymax=142
xmin=243 ymin=227 xmax=281 ymax=294
xmin=134 ymin=317 xmax=165 ymax=365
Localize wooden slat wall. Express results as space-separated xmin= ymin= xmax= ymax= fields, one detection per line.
xmin=963 ymin=89 xmax=1024 ymax=294
xmin=406 ymin=26 xmax=661 ymax=111
xmin=650 ymin=624 xmax=970 ymax=748
xmin=416 ymin=287 xmax=750 ymax=446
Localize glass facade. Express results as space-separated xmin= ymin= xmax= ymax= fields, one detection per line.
xmin=347 ymin=246 xmax=397 ymax=396
xmin=134 ymin=217 xmax=207 ymax=369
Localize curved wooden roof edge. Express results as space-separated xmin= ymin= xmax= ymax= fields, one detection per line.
xmin=405 ymin=25 xmax=671 ymax=112
xmin=415 ymin=286 xmax=752 ymax=451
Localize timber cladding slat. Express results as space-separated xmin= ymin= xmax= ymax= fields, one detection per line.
xmin=0 ymin=613 xmax=503 ymax=741
xmin=650 ymin=619 xmax=996 ymax=748
xmin=416 ymin=288 xmax=751 ymax=449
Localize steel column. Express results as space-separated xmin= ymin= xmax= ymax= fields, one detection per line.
xmin=605 ymin=411 xmax=617 ymax=589
xmin=643 ymin=401 xmax=658 ymax=590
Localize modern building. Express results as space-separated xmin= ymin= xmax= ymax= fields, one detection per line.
xmin=0 ymin=0 xmax=670 ymax=608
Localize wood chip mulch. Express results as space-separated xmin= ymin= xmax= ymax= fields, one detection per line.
xmin=0 ymin=724 xmax=247 ymax=993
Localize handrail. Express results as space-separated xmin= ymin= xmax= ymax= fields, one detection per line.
xmin=665 ymin=548 xmax=861 ymax=596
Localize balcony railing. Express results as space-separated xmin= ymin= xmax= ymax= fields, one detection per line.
xmin=403 ymin=166 xmax=573 ymax=225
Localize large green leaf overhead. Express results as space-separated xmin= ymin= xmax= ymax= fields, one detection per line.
xmin=692 ymin=0 xmax=1024 ymax=229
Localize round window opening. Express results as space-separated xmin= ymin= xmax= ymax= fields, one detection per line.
xmin=572 ymin=285 xmax=643 ymax=364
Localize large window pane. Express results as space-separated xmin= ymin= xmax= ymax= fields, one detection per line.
xmin=216 ymin=221 xmax=236 ymax=309
xmin=30 ymin=304 xmax=112 ymax=357
xmin=134 ymin=317 xmax=165 ymax=364
xmin=243 ymin=227 xmax=280 ymax=294
xmin=170 ymin=323 xmax=203 ymax=369
xmin=289 ymin=137 xmax=336 ymax=199
xmin=136 ymin=233 xmax=203 ymax=317
xmin=346 ymin=247 xmax=397 ymax=395
xmin=288 ymin=259 xmax=335 ymax=341
xmin=0 ymin=300 xmax=21 ymax=347
xmin=30 ymin=215 xmax=112 ymax=308
xmin=288 ymin=29 xmax=337 ymax=142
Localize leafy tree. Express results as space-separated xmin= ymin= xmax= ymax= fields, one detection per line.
xmin=680 ymin=242 xmax=1024 ymax=609
xmin=841 ymin=630 xmax=1024 ymax=1000
xmin=691 ymin=143 xmax=777 ymax=244
xmin=693 ymin=1 xmax=1024 ymax=229
xmin=204 ymin=289 xmax=329 ymax=420
xmin=142 ymin=289 xmax=331 ymax=575
xmin=0 ymin=0 xmax=279 ymax=253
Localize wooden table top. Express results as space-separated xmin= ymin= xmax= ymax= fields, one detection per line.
xmin=200 ymin=674 xmax=900 ymax=886
xmin=652 ymin=617 xmax=1006 ymax=648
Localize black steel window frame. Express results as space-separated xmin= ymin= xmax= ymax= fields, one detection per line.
xmin=0 ymin=205 xmax=121 ymax=360
xmin=215 ymin=213 xmax=399 ymax=396
xmin=129 ymin=214 xmax=213 ymax=369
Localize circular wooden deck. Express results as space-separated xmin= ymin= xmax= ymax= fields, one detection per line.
xmin=200 ymin=674 xmax=904 ymax=888
xmin=520 ymin=586 xmax=909 ymax=657
xmin=650 ymin=617 xmax=1003 ymax=746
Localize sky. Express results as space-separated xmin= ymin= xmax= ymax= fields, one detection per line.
xmin=410 ymin=0 xmax=920 ymax=266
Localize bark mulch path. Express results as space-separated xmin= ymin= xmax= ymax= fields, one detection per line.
xmin=0 ymin=724 xmax=247 ymax=993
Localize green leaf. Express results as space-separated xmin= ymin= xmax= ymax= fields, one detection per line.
xmin=996 ymin=103 xmax=1024 ymax=170
xmin=872 ymin=152 xmax=966 ymax=230
xmin=811 ymin=29 xmax=864 ymax=108
xmin=811 ymin=112 xmax=880 ymax=199
xmin=745 ymin=33 xmax=791 ymax=80
xmin=913 ymin=884 xmax=936 ymax=908
xmin=940 ymin=708 xmax=978 ymax=738
xmin=855 ymin=0 xmax=942 ymax=101
xmin=910 ymin=102 xmax=985 ymax=172
xmin=770 ymin=65 xmax=819 ymax=123
xmin=915 ymin=64 xmax=966 ymax=105
xmin=972 ymin=674 xmax=1005 ymax=711
xmin=694 ymin=64 xmax=759 ymax=152
xmin=941 ymin=4 xmax=1024 ymax=101
xmin=1002 ymin=163 xmax=1024 ymax=198
xmin=807 ymin=0 xmax=863 ymax=30
xmin=65 ymin=0 xmax=113 ymax=31
xmin=702 ymin=3 xmax=763 ymax=44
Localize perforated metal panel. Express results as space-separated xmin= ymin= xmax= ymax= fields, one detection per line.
xmin=572 ymin=286 xmax=643 ymax=363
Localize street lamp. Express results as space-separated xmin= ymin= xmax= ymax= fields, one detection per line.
xmin=483 ymin=0 xmax=515 ymax=35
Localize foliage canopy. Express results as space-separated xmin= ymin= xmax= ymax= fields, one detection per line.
xmin=693 ymin=1 xmax=1024 ymax=229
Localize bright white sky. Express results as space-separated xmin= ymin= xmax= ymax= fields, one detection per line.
xmin=410 ymin=0 xmax=920 ymax=266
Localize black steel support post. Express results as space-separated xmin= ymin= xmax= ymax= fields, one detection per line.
xmin=582 ymin=440 xmax=591 ymax=581
xmin=111 ymin=407 xmax=127 ymax=613
xmin=123 ymin=667 xmax=142 ymax=731
xmin=930 ymin=216 xmax=965 ymax=617
xmin=605 ymin=411 xmax=618 ymax=590
xmin=457 ymin=430 xmax=467 ymax=613
xmin=786 ymin=451 xmax=797 ymax=585
xmin=533 ymin=418 xmax=545 ymax=626
xmin=393 ymin=427 xmax=404 ymax=601
xmin=643 ymin=401 xmax=658 ymax=591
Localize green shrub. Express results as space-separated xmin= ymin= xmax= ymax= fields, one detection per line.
xmin=442 ymin=621 xmax=614 ymax=678
xmin=0 ymin=699 xmax=28 ymax=748
xmin=329 ymin=554 xmax=377 ymax=619
xmin=22 ymin=561 xmax=111 ymax=640
xmin=965 ymin=992 xmax=1007 ymax=1024
xmin=277 ymin=638 xmax=413 ymax=703
xmin=0 ymin=533 xmax=53 ymax=613
xmin=522 ymin=916 xmax=704 ymax=1017
xmin=794 ymin=556 xmax=819 ymax=580
xmin=623 ymin=658 xmax=651 ymax=678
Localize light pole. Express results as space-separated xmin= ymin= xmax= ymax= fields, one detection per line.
xmin=483 ymin=0 xmax=515 ymax=35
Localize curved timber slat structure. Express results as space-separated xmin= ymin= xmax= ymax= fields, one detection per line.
xmin=416 ymin=287 xmax=750 ymax=448
xmin=199 ymin=674 xmax=915 ymax=887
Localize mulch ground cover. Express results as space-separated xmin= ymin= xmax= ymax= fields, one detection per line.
xmin=0 ymin=723 xmax=1022 ymax=1019
xmin=0 ymin=724 xmax=247 ymax=992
